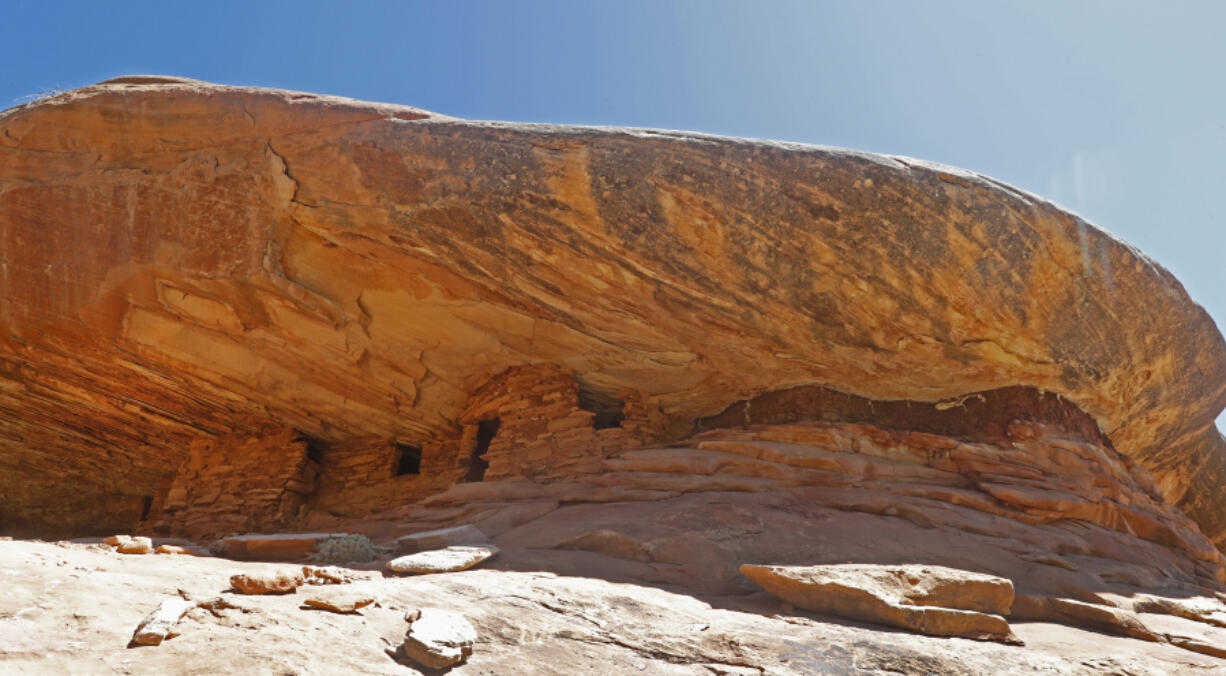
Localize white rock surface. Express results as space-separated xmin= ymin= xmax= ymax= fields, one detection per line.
xmin=403 ymin=607 xmax=476 ymax=668
xmin=117 ymin=537 xmax=154 ymax=555
xmin=131 ymin=597 xmax=195 ymax=646
xmin=386 ymin=545 xmax=499 ymax=575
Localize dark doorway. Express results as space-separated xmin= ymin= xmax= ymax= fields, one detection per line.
xmin=139 ymin=495 xmax=154 ymax=521
xmin=296 ymin=431 xmax=330 ymax=463
xmin=577 ymin=387 xmax=625 ymax=430
xmin=396 ymin=443 xmax=423 ymax=475
xmin=466 ymin=418 xmax=499 ymax=483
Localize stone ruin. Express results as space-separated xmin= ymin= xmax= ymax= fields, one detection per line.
xmin=3 ymin=77 xmax=1226 ymax=672
xmin=148 ymin=363 xmax=663 ymax=538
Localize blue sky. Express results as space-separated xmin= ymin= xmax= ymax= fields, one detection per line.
xmin=3 ymin=1 xmax=1224 ymax=421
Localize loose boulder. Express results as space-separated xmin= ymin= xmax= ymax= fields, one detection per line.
xmin=229 ymin=569 xmax=306 ymax=595
xmin=403 ymin=608 xmax=476 ymax=669
xmin=387 ymin=545 xmax=500 ymax=575
xmin=116 ymin=536 xmax=154 ymax=555
xmin=740 ymin=563 xmax=1019 ymax=643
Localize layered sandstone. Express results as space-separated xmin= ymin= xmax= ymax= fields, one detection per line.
xmin=0 ymin=76 xmax=1224 ymax=552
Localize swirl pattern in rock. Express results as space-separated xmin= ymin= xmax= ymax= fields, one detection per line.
xmin=0 ymin=78 xmax=1223 ymax=544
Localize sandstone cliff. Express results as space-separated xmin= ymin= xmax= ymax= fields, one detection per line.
xmin=1 ymin=76 xmax=1224 ymax=549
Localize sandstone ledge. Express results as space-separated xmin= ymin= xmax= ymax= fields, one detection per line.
xmin=0 ymin=77 xmax=1223 ymax=547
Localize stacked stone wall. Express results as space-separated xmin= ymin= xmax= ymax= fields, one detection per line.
xmin=148 ymin=427 xmax=315 ymax=538
xmin=143 ymin=363 xmax=661 ymax=535
xmin=305 ymin=437 xmax=464 ymax=517
xmin=459 ymin=363 xmax=661 ymax=481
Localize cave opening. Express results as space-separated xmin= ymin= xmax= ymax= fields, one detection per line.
xmin=466 ymin=418 xmax=499 ymax=483
xmin=396 ymin=443 xmax=423 ymax=475
xmin=139 ymin=495 xmax=153 ymax=521
xmin=577 ymin=387 xmax=625 ymax=430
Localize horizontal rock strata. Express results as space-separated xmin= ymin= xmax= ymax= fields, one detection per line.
xmin=327 ymin=419 xmax=1226 ymax=611
xmin=1 ymin=77 xmax=1224 ymax=546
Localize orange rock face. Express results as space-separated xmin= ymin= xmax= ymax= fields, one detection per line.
xmin=739 ymin=563 xmax=1019 ymax=643
xmin=0 ymin=76 xmax=1224 ymax=547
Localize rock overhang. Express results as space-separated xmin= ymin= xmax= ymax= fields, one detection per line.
xmin=0 ymin=76 xmax=1224 ymax=542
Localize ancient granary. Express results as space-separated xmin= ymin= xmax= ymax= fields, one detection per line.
xmin=152 ymin=362 xmax=662 ymax=538
xmin=1 ymin=76 xmax=1224 ymax=567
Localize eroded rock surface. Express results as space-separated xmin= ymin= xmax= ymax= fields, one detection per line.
xmin=229 ymin=569 xmax=305 ymax=595
xmin=1 ymin=78 xmax=1224 ymax=547
xmin=402 ymin=607 xmax=477 ymax=669
xmin=740 ymin=563 xmax=1018 ymax=643
xmin=5 ymin=539 xmax=1226 ymax=675
xmin=3 ymin=76 xmax=1226 ymax=674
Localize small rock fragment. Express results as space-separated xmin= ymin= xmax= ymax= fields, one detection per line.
xmin=395 ymin=525 xmax=490 ymax=553
xmin=131 ymin=597 xmax=195 ymax=646
xmin=156 ymin=544 xmax=200 ymax=556
xmin=117 ymin=537 xmax=154 ymax=555
xmin=230 ymin=569 xmax=305 ymax=594
xmin=302 ymin=565 xmax=374 ymax=585
xmin=387 ymin=545 xmax=499 ymax=575
xmin=403 ymin=608 xmax=476 ymax=669
xmin=195 ymin=596 xmax=247 ymax=617
xmin=302 ymin=594 xmax=376 ymax=614
xmin=103 ymin=535 xmax=130 ymax=546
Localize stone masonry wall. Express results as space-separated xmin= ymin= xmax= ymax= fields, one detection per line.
xmin=144 ymin=363 xmax=663 ymax=535
xmin=148 ymin=427 xmax=316 ymax=539
xmin=459 ymin=363 xmax=662 ymax=481
xmin=305 ymin=436 xmax=464 ymax=517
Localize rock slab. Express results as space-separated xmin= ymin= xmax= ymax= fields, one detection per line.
xmin=105 ymin=535 xmax=153 ymax=554
xmin=230 ymin=569 xmax=305 ymax=595
xmin=302 ymin=594 xmax=375 ymax=614
xmin=403 ymin=607 xmax=476 ymax=669
xmin=741 ymin=563 xmax=1018 ymax=643
xmin=117 ymin=537 xmax=153 ymax=555
xmin=387 ymin=545 xmax=500 ymax=575
xmin=131 ymin=597 xmax=194 ymax=646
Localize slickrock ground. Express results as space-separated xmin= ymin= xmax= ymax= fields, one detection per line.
xmin=4 ymin=77 xmax=1226 ymax=673
xmin=2 ymin=537 xmax=1224 ymax=675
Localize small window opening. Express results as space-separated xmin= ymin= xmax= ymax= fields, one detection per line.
xmin=466 ymin=418 xmax=499 ymax=483
xmin=396 ymin=443 xmax=423 ymax=475
xmin=139 ymin=495 xmax=154 ymax=521
xmin=577 ymin=387 xmax=625 ymax=430
xmin=296 ymin=431 xmax=330 ymax=463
